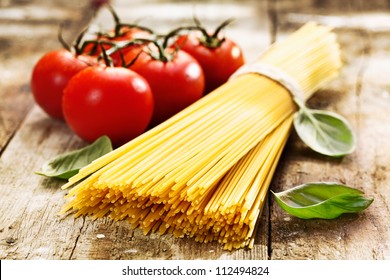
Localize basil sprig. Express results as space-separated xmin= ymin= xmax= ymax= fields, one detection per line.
xmin=36 ymin=135 xmax=113 ymax=179
xmin=293 ymin=98 xmax=356 ymax=157
xmin=272 ymin=182 xmax=373 ymax=219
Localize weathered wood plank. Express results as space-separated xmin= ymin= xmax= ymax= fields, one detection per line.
xmin=0 ymin=0 xmax=100 ymax=260
xmin=0 ymin=0 xmax=95 ymax=154
xmin=2 ymin=0 xmax=390 ymax=260
xmin=67 ymin=0 xmax=272 ymax=260
xmin=0 ymin=0 xmax=272 ymax=260
xmin=0 ymin=107 xmax=85 ymax=259
xmin=269 ymin=0 xmax=390 ymax=259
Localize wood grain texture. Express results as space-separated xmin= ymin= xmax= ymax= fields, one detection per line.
xmin=0 ymin=0 xmax=94 ymax=153
xmin=1 ymin=0 xmax=390 ymax=260
xmin=269 ymin=0 xmax=390 ymax=260
xmin=71 ymin=0 xmax=271 ymax=260
xmin=0 ymin=0 xmax=271 ymax=260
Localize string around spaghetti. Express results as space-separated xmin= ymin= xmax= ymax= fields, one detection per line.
xmin=230 ymin=62 xmax=306 ymax=102
xmin=61 ymin=23 xmax=342 ymax=250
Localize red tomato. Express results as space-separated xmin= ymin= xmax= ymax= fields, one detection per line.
xmin=83 ymin=27 xmax=151 ymax=66
xmin=113 ymin=26 xmax=151 ymax=41
xmin=126 ymin=49 xmax=204 ymax=127
xmin=62 ymin=66 xmax=154 ymax=146
xmin=175 ymin=32 xmax=244 ymax=94
xmin=30 ymin=49 xmax=92 ymax=120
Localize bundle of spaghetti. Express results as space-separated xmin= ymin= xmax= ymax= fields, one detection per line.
xmin=61 ymin=22 xmax=342 ymax=250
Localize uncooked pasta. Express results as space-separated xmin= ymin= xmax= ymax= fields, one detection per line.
xmin=61 ymin=22 xmax=342 ymax=250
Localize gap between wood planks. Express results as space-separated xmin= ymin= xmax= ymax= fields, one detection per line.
xmin=268 ymin=1 xmax=389 ymax=259
xmin=2 ymin=0 xmax=389 ymax=260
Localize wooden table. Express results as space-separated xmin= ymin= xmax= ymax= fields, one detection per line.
xmin=1 ymin=0 xmax=389 ymax=260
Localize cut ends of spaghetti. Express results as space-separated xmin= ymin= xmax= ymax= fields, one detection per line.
xmin=61 ymin=22 xmax=342 ymax=250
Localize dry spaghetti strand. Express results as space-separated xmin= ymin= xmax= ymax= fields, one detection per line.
xmin=61 ymin=22 xmax=342 ymax=250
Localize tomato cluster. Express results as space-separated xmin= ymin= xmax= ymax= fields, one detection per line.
xmin=30 ymin=7 xmax=245 ymax=147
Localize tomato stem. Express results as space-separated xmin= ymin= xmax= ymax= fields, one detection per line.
xmin=117 ymin=23 xmax=154 ymax=36
xmin=197 ymin=18 xmax=233 ymax=48
xmin=162 ymin=26 xmax=198 ymax=49
xmin=161 ymin=18 xmax=234 ymax=50
xmin=211 ymin=18 xmax=234 ymax=39
xmin=58 ymin=23 xmax=72 ymax=52
xmin=146 ymin=39 xmax=170 ymax=62
xmin=99 ymin=42 xmax=114 ymax=67
xmin=79 ymin=40 xmax=100 ymax=55
xmin=58 ymin=23 xmax=92 ymax=56
xmin=107 ymin=4 xmax=121 ymax=33
xmin=193 ymin=17 xmax=234 ymax=49
xmin=73 ymin=26 xmax=91 ymax=55
xmin=122 ymin=38 xmax=171 ymax=63
xmin=88 ymin=38 xmax=149 ymax=66
xmin=105 ymin=5 xmax=153 ymax=38
xmin=124 ymin=49 xmax=144 ymax=68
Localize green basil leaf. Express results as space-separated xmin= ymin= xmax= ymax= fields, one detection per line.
xmin=35 ymin=135 xmax=113 ymax=180
xmin=293 ymin=108 xmax=356 ymax=157
xmin=272 ymin=182 xmax=373 ymax=219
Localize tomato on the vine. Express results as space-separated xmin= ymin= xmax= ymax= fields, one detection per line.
xmin=126 ymin=45 xmax=204 ymax=127
xmin=83 ymin=27 xmax=151 ymax=66
xmin=31 ymin=49 xmax=93 ymax=120
xmin=62 ymin=66 xmax=154 ymax=147
xmin=174 ymin=19 xmax=244 ymax=94
xmin=82 ymin=6 xmax=152 ymax=66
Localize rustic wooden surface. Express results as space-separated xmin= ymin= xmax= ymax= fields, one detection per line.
xmin=1 ymin=0 xmax=389 ymax=260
